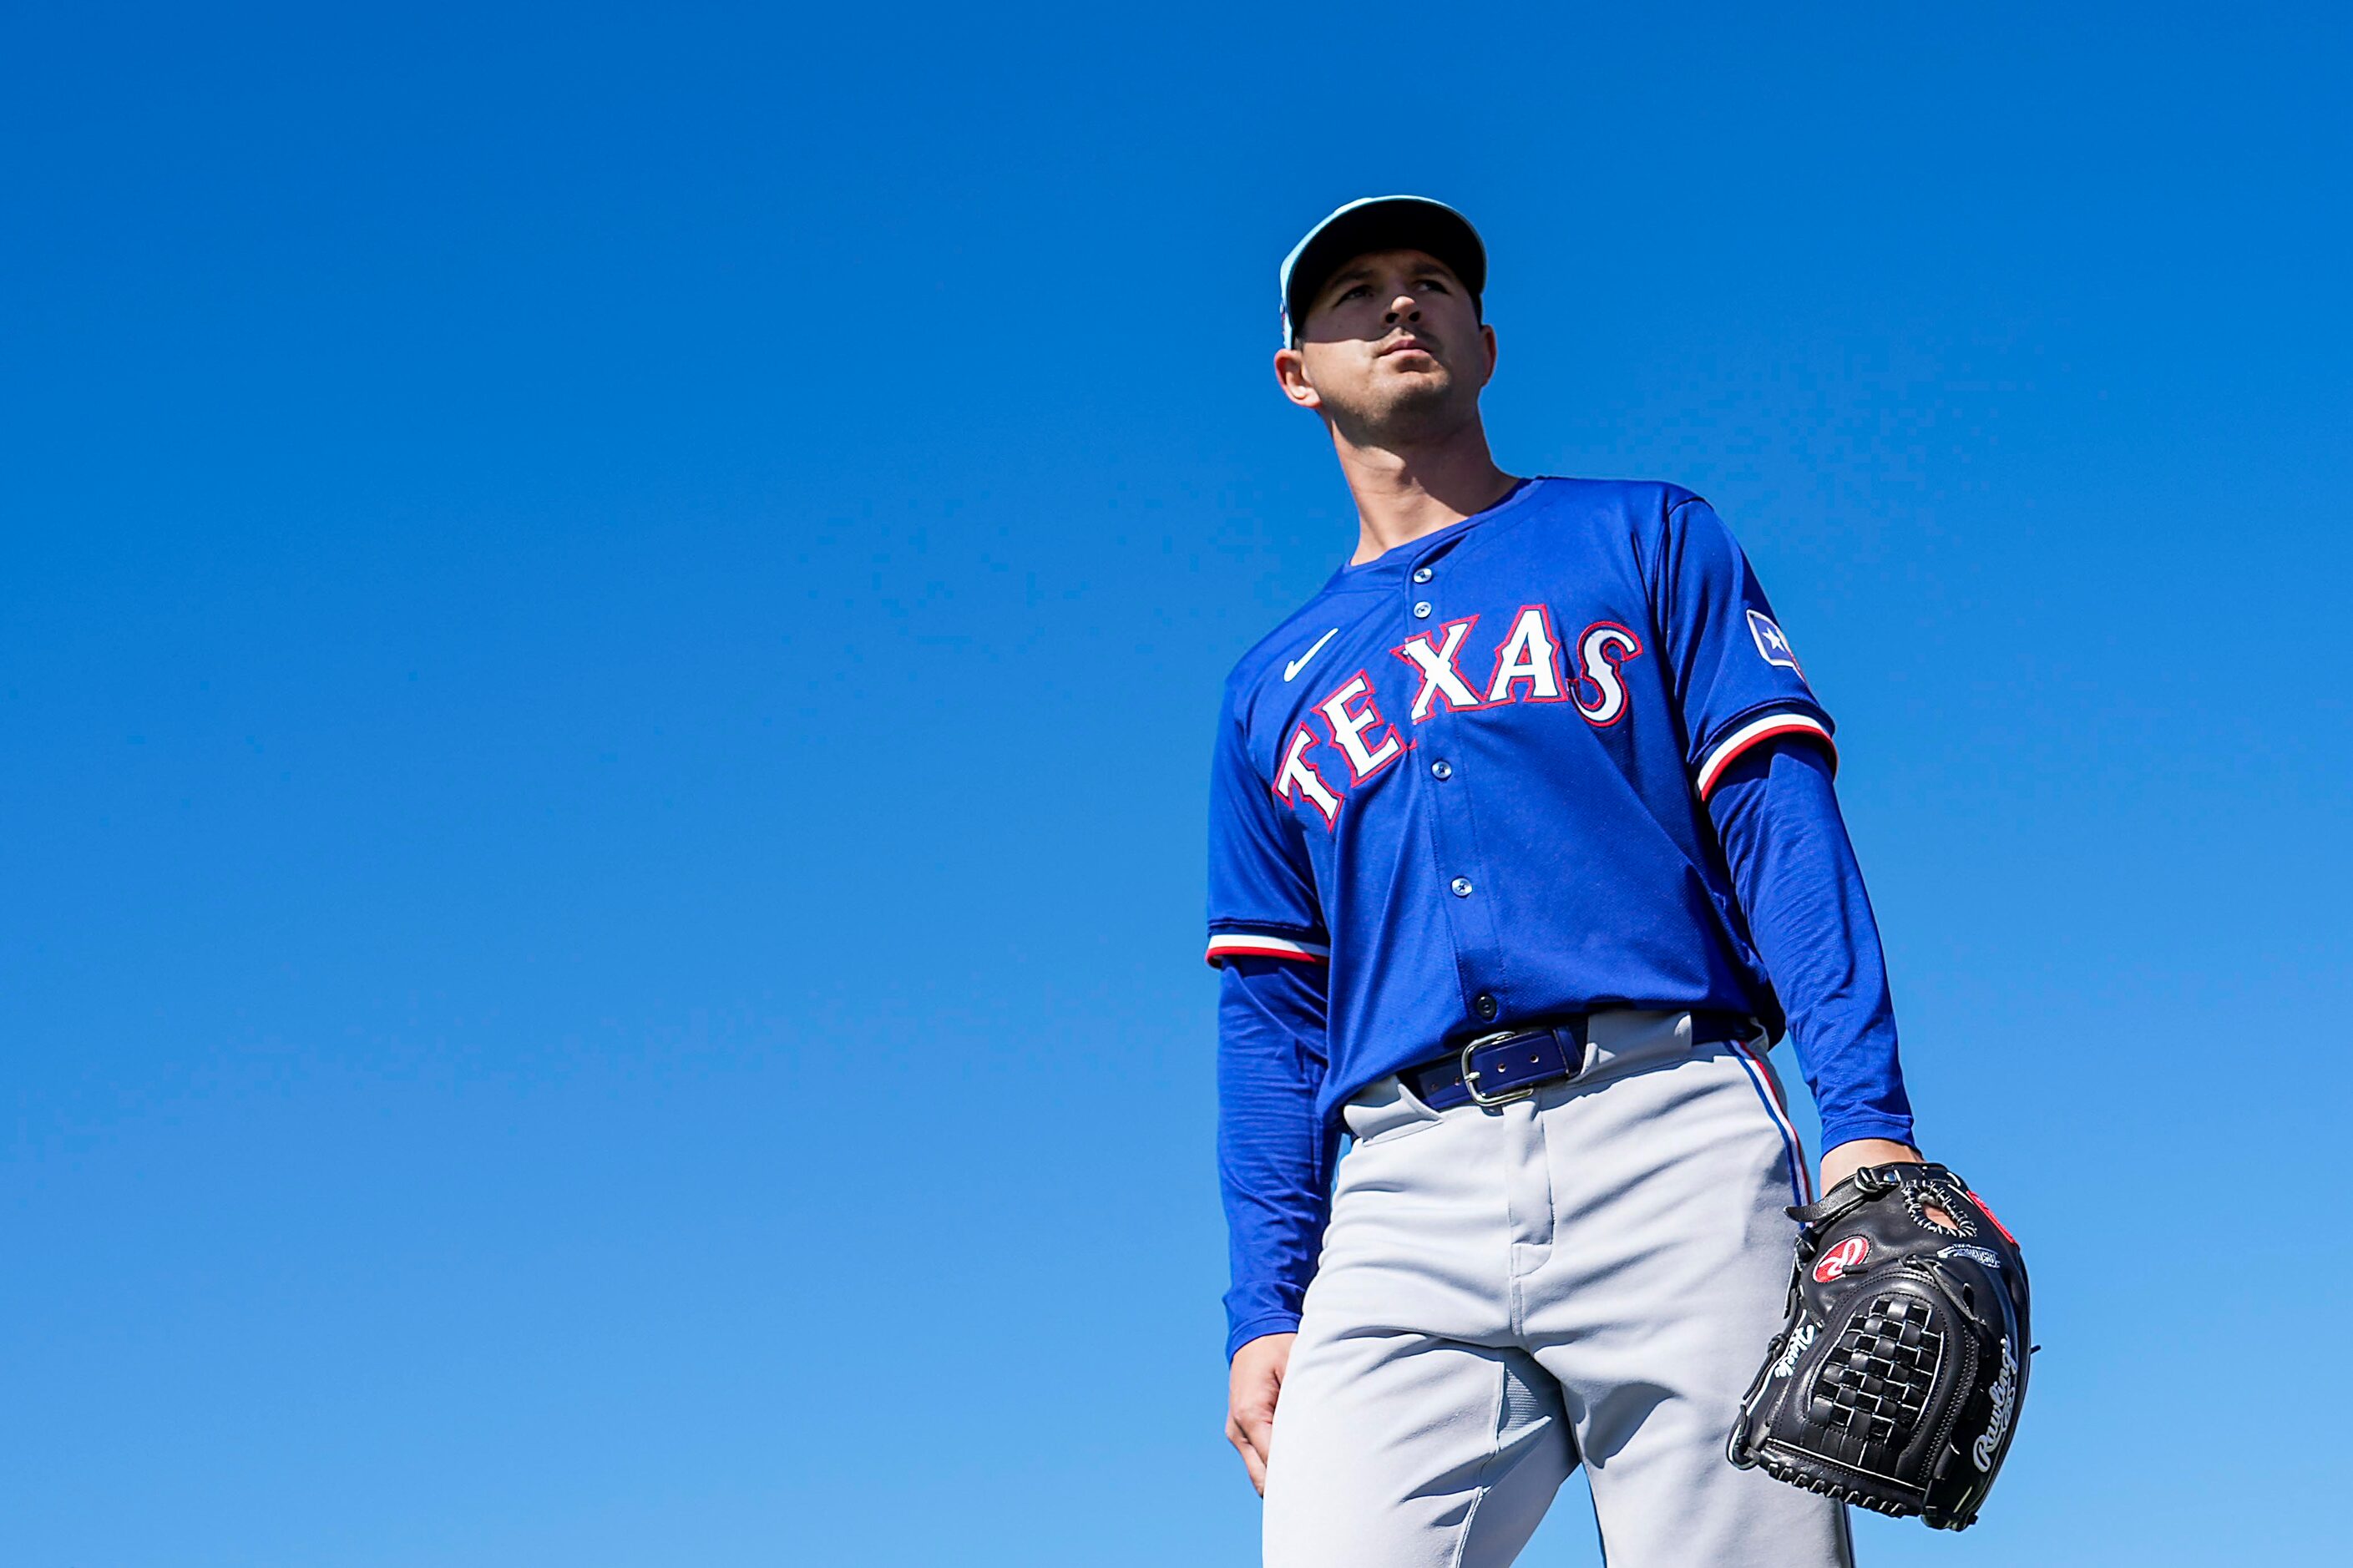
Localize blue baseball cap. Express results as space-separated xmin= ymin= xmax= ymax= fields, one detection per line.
xmin=1278 ymin=195 xmax=1486 ymax=346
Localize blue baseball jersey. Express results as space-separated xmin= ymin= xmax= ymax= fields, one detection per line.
xmin=1205 ymin=477 xmax=1837 ymax=1125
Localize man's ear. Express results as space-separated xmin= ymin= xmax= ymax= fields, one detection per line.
xmin=1476 ymin=323 xmax=1499 ymax=390
xmin=1273 ymin=346 xmax=1322 ymax=412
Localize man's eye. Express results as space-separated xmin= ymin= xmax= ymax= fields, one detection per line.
xmin=1338 ymin=285 xmax=1370 ymax=301
xmin=1418 ymin=278 xmax=1450 ymax=293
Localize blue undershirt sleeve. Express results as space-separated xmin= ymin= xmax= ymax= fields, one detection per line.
xmin=1706 ymin=740 xmax=1917 ymax=1154
xmin=1217 ymin=953 xmax=1339 ymax=1362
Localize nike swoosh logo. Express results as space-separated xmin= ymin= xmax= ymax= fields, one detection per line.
xmin=1283 ymin=628 xmax=1339 ymax=682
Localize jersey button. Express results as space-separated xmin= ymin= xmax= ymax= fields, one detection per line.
xmin=1475 ymin=993 xmax=1498 ymax=1021
xmin=1450 ymin=877 xmax=1474 ymax=898
xmin=1412 ymin=601 xmax=1433 ymax=619
xmin=1412 ymin=566 xmax=1434 ymax=584
xmin=1430 ymin=759 xmax=1453 ymax=780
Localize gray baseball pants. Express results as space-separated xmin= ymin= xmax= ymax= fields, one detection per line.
xmin=1260 ymin=1009 xmax=1855 ymax=1567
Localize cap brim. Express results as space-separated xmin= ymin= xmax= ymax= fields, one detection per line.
xmin=1281 ymin=196 xmax=1485 ymax=344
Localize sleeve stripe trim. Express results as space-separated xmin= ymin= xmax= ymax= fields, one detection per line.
xmin=1695 ymin=712 xmax=1836 ymax=800
xmin=1204 ymin=933 xmax=1330 ymax=968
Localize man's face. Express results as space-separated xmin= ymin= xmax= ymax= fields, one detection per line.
xmin=1276 ymin=248 xmax=1495 ymax=441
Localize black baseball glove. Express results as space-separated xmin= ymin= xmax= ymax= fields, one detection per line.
xmin=1728 ymin=1161 xmax=2031 ymax=1530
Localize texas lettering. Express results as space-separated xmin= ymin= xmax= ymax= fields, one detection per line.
xmin=1273 ymin=607 xmax=1644 ymax=827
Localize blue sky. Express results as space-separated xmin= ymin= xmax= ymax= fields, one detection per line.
xmin=3 ymin=3 xmax=2346 ymax=1563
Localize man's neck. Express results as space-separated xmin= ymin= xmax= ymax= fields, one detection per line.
xmin=1333 ymin=418 xmax=1517 ymax=566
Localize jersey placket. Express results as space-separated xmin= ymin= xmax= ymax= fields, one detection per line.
xmin=1402 ymin=547 xmax=1507 ymax=1029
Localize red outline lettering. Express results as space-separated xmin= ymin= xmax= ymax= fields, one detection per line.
xmin=1485 ymin=604 xmax=1569 ymax=705
xmin=1272 ymin=724 xmax=1343 ymax=828
xmin=1571 ymin=620 xmax=1644 ymax=726
xmin=1313 ymin=670 xmax=1404 ymax=784
xmin=1391 ymin=615 xmax=1486 ymax=722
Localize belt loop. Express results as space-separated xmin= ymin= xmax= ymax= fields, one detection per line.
xmin=1552 ymin=1019 xmax=1591 ymax=1080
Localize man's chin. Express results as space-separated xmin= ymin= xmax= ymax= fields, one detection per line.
xmin=1359 ymin=378 xmax=1460 ymax=435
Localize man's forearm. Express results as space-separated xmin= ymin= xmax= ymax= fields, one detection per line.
xmin=1217 ymin=955 xmax=1336 ymax=1359
xmin=1707 ymin=740 xmax=1916 ymax=1150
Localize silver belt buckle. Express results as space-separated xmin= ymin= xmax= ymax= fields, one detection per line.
xmin=1459 ymin=1028 xmax=1536 ymax=1107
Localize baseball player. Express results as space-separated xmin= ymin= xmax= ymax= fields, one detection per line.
xmin=1207 ymin=196 xmax=1924 ymax=1566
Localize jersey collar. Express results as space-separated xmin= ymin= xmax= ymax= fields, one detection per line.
xmin=1326 ymin=476 xmax=1546 ymax=589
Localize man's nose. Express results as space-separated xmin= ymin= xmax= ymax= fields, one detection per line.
xmin=1384 ymin=293 xmax=1421 ymax=324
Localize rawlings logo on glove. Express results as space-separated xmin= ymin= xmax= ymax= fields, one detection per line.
xmin=1972 ymin=1337 xmax=2019 ymax=1472
xmin=1727 ymin=1162 xmax=2034 ymax=1531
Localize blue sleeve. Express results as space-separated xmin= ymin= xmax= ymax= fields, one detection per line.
xmin=1205 ymin=693 xmax=1337 ymax=1358
xmin=1217 ymin=954 xmax=1339 ymax=1360
xmin=1651 ymin=494 xmax=1839 ymax=800
xmin=1205 ymin=692 xmax=1328 ymax=964
xmin=1706 ymin=741 xmax=1917 ymax=1153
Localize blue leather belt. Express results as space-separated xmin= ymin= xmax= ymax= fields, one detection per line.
xmin=1405 ymin=1010 xmax=1755 ymax=1112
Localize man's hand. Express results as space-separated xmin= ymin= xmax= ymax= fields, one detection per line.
xmin=1820 ymin=1137 xmax=1921 ymax=1196
xmin=1225 ymin=1332 xmax=1296 ymax=1495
